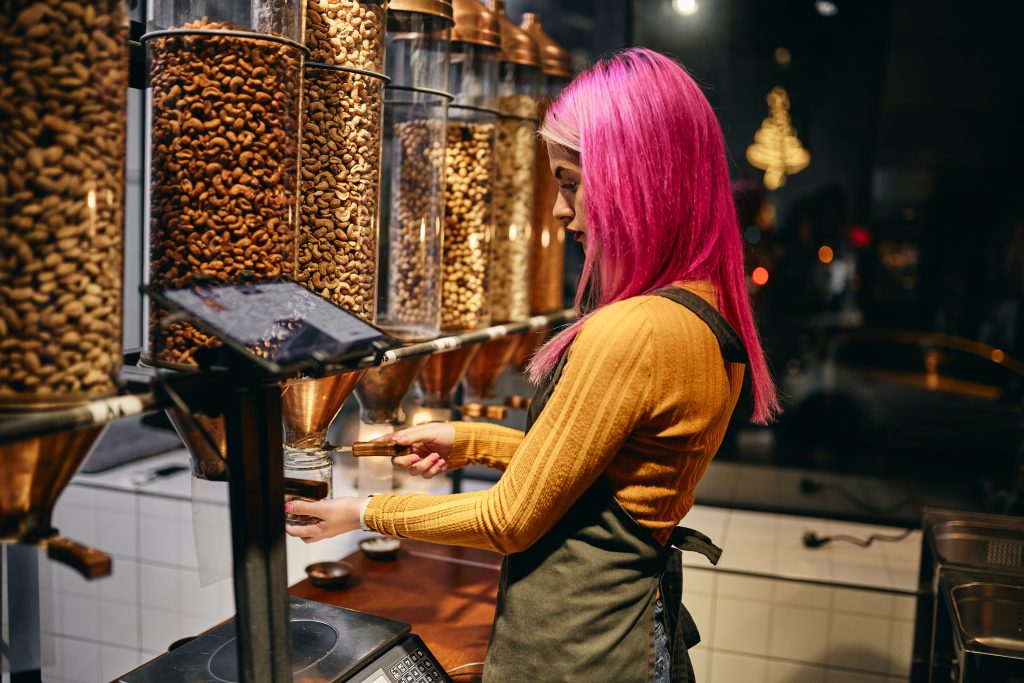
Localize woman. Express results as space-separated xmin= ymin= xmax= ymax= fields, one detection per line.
xmin=286 ymin=47 xmax=778 ymax=682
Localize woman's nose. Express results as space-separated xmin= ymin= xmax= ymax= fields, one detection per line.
xmin=552 ymin=191 xmax=573 ymax=223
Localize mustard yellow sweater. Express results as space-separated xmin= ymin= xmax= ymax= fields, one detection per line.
xmin=365 ymin=282 xmax=744 ymax=553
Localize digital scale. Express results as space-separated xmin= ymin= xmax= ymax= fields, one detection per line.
xmin=120 ymin=597 xmax=453 ymax=683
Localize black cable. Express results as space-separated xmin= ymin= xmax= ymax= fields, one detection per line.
xmin=802 ymin=528 xmax=914 ymax=549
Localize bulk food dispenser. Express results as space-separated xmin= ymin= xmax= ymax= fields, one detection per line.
xmin=514 ymin=12 xmax=572 ymax=370
xmin=413 ymin=0 xmax=498 ymax=424
xmin=463 ymin=1 xmax=540 ymax=405
xmin=354 ymin=0 xmax=453 ymax=462
xmin=283 ymin=0 xmax=392 ymax=518
xmin=0 ymin=0 xmax=129 ymax=585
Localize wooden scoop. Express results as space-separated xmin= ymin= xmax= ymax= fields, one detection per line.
xmin=351 ymin=440 xmax=412 ymax=458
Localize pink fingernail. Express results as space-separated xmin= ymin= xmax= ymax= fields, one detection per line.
xmin=284 ymin=503 xmax=293 ymax=513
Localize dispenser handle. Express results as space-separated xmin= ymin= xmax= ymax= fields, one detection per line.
xmin=46 ymin=537 xmax=112 ymax=580
xmin=504 ymin=395 xmax=531 ymax=411
xmin=350 ymin=441 xmax=412 ymax=458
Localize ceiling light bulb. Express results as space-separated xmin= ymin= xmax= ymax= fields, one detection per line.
xmin=815 ymin=0 xmax=838 ymax=17
xmin=673 ymin=0 xmax=700 ymax=17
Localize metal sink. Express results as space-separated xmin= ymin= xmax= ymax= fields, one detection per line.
xmin=932 ymin=520 xmax=1024 ymax=571
xmin=950 ymin=582 xmax=1024 ymax=653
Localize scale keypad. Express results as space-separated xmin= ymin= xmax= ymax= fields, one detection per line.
xmin=389 ymin=646 xmax=442 ymax=682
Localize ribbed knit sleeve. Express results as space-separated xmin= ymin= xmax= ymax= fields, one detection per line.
xmin=364 ymin=298 xmax=655 ymax=554
xmin=446 ymin=422 xmax=524 ymax=472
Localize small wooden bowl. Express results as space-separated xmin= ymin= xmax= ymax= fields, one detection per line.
xmin=305 ymin=561 xmax=353 ymax=589
xmin=359 ymin=537 xmax=402 ymax=561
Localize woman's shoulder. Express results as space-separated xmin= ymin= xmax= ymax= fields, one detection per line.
xmin=583 ymin=282 xmax=720 ymax=336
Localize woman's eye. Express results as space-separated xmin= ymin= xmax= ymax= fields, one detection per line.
xmin=559 ymin=182 xmax=578 ymax=192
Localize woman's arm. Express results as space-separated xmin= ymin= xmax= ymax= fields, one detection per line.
xmin=364 ymin=300 xmax=655 ymax=554
xmin=444 ymin=422 xmax=524 ymax=472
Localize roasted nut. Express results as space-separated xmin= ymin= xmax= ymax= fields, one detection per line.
xmin=491 ymin=95 xmax=537 ymax=323
xmin=297 ymin=67 xmax=382 ymax=320
xmin=146 ymin=22 xmax=301 ymax=366
xmin=440 ymin=120 xmax=495 ymax=331
xmin=305 ymin=0 xmax=385 ymax=72
xmin=0 ymin=0 xmax=128 ymax=404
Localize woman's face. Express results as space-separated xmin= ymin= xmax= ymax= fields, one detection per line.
xmin=547 ymin=143 xmax=586 ymax=248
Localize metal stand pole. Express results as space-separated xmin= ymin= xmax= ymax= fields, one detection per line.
xmin=223 ymin=382 xmax=292 ymax=682
xmin=7 ymin=545 xmax=43 ymax=683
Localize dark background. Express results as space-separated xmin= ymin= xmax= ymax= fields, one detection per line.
xmin=503 ymin=0 xmax=1024 ymax=523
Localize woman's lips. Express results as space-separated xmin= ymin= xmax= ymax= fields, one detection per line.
xmin=568 ymin=229 xmax=584 ymax=242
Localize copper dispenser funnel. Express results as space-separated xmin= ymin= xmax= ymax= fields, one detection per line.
xmin=354 ymin=357 xmax=431 ymax=425
xmin=165 ymin=408 xmax=228 ymax=481
xmin=464 ymin=335 xmax=522 ymax=400
xmin=0 ymin=425 xmax=113 ymax=578
xmin=416 ymin=345 xmax=482 ymax=408
xmin=281 ymin=371 xmax=364 ymax=450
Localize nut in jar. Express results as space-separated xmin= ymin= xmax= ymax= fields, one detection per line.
xmin=441 ymin=119 xmax=495 ymax=331
xmin=146 ymin=22 xmax=302 ymax=367
xmin=305 ymin=0 xmax=386 ymax=72
xmin=0 ymin=0 xmax=129 ymax=404
xmin=298 ymin=66 xmax=383 ymax=321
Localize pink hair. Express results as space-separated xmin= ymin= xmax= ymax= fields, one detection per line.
xmin=528 ymin=47 xmax=779 ymax=424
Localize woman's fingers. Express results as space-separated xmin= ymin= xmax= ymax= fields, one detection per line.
xmin=402 ymin=453 xmax=446 ymax=477
xmin=285 ymin=499 xmax=327 ymax=521
xmin=422 ymin=460 xmax=447 ymax=479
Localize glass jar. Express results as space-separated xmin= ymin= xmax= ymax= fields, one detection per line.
xmin=376 ymin=3 xmax=453 ymax=341
xmin=143 ymin=0 xmax=305 ymax=367
xmin=305 ymin=0 xmax=387 ymax=71
xmin=521 ymin=13 xmax=571 ymax=315
xmin=490 ymin=4 xmax=540 ymax=323
xmin=0 ymin=0 xmax=129 ymax=406
xmin=284 ymin=448 xmax=333 ymax=525
xmin=298 ymin=64 xmax=385 ymax=321
xmin=441 ymin=0 xmax=499 ymax=332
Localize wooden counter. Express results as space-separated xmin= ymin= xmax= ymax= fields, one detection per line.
xmin=290 ymin=539 xmax=501 ymax=682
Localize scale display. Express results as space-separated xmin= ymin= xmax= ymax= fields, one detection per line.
xmin=147 ymin=281 xmax=397 ymax=375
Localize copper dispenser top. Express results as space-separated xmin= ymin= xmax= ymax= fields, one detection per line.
xmin=354 ymin=356 xmax=432 ymax=425
xmin=451 ymin=0 xmax=500 ymax=48
xmin=281 ymin=371 xmax=364 ymax=450
xmin=389 ymin=0 xmax=455 ymax=23
xmin=520 ymin=12 xmax=572 ymax=78
xmin=493 ymin=2 xmax=539 ymax=68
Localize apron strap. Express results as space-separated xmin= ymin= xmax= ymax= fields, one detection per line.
xmin=660 ymin=528 xmax=723 ymax=683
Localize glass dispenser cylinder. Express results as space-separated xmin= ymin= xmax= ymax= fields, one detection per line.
xmin=0 ymin=0 xmax=129 ymax=406
xmin=491 ymin=3 xmax=540 ymax=323
xmin=441 ymin=0 xmax=500 ymax=332
xmin=299 ymin=0 xmax=389 ymax=321
xmin=144 ymin=0 xmax=305 ymax=367
xmin=521 ymin=12 xmax=572 ymax=316
xmin=376 ymin=2 xmax=453 ymax=341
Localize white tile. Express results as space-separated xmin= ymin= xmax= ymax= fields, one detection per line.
xmin=718 ymin=538 xmax=779 ymax=573
xmin=98 ymin=509 xmax=138 ymax=559
xmin=96 ymin=490 xmax=137 ymax=515
xmin=776 ymin=557 xmax=835 ymax=583
xmin=181 ymin=614 xmax=217 ymax=638
xmin=832 ymin=559 xmax=891 ymax=590
xmin=140 ymin=516 xmax=181 ymax=566
xmin=729 ymin=510 xmax=780 ymax=539
xmin=684 ymin=567 xmax=715 ymax=595
xmin=888 ymin=566 xmax=918 ymax=593
xmin=825 ymin=671 xmax=888 ymax=683
xmin=771 ymin=605 xmax=831 ymax=664
xmin=833 ymin=588 xmax=894 ymax=618
xmin=56 ymin=506 xmax=101 ymax=552
xmin=41 ymin=635 xmax=66 ymax=680
xmin=887 ymin=620 xmax=914 ymax=677
xmin=58 ymin=562 xmax=101 ymax=598
xmin=768 ymin=660 xmax=826 ymax=683
xmin=828 ymin=613 xmax=893 ymax=674
xmin=688 ymin=648 xmax=709 ymax=682
xmin=138 ymin=495 xmax=184 ymax=520
xmin=60 ymin=593 xmax=100 ymax=640
xmin=178 ymin=570 xmax=231 ymax=621
xmin=717 ymin=573 xmax=775 ymax=601
xmin=685 ymin=593 xmax=714 ymax=646
xmin=100 ymin=557 xmax=140 ymax=605
xmin=100 ymin=600 xmax=140 ymax=649
xmin=59 ymin=485 xmax=98 ymax=508
xmin=100 ymin=644 xmax=140 ymax=681
xmin=710 ymin=651 xmax=768 ymax=683
xmin=140 ymin=563 xmax=181 ymax=611
xmin=712 ymin=596 xmax=771 ymax=656
xmin=774 ymin=581 xmax=833 ymax=610
xmin=891 ymin=596 xmax=916 ymax=622
xmin=178 ymin=517 xmax=199 ymax=568
xmin=61 ymin=637 xmax=102 ymax=683
xmin=681 ymin=505 xmax=730 ymax=541
xmin=886 ymin=678 xmax=908 ymax=683
xmin=140 ymin=607 xmax=182 ymax=653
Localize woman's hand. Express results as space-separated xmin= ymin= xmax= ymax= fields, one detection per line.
xmin=284 ymin=497 xmax=363 ymax=543
xmin=389 ymin=422 xmax=455 ymax=479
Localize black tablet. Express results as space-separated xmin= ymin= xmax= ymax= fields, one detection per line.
xmin=144 ymin=280 xmax=398 ymax=377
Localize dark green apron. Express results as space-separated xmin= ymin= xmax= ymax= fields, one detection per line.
xmin=482 ymin=287 xmax=747 ymax=683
